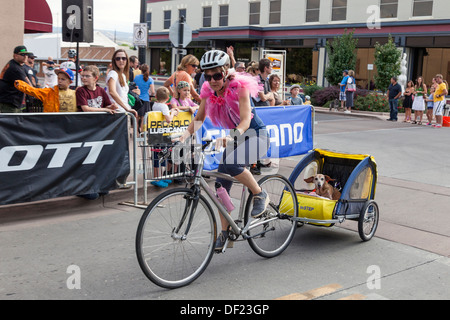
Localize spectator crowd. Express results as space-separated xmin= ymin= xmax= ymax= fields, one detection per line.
xmin=1 ymin=44 xmax=447 ymax=127
xmin=337 ymin=69 xmax=449 ymax=128
xmin=0 ymin=44 xmax=311 ymax=118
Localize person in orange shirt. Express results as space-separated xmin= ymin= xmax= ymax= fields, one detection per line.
xmin=433 ymin=74 xmax=448 ymax=128
xmin=163 ymin=54 xmax=201 ymax=103
xmin=14 ymin=68 xmax=77 ymax=112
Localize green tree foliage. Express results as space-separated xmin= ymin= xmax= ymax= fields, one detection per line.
xmin=374 ymin=36 xmax=401 ymax=92
xmin=324 ymin=29 xmax=358 ymax=86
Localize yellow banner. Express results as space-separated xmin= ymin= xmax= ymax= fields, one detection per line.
xmin=145 ymin=111 xmax=192 ymax=143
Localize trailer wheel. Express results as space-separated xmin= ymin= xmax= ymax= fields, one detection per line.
xmin=358 ymin=200 xmax=379 ymax=241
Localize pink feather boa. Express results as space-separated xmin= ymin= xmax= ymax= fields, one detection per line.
xmin=200 ymin=73 xmax=262 ymax=129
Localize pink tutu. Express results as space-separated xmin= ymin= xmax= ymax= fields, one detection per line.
xmin=200 ymin=73 xmax=261 ymax=129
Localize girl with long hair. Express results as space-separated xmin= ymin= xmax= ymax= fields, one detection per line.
xmin=403 ymin=80 xmax=414 ymax=122
xmin=106 ymin=49 xmax=138 ymax=117
xmin=412 ymin=76 xmax=427 ymax=125
xmin=134 ymin=63 xmax=156 ymax=127
xmin=268 ymin=74 xmax=286 ymax=106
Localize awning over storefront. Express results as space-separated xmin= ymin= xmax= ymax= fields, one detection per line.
xmin=24 ymin=0 xmax=53 ymax=33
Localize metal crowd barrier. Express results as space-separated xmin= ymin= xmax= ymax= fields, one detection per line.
xmin=138 ymin=112 xmax=195 ymax=204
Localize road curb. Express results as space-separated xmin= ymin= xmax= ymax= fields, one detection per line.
xmin=314 ymin=106 xmax=388 ymax=121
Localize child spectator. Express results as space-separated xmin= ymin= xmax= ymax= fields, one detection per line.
xmin=287 ymin=84 xmax=304 ymax=105
xmin=304 ymin=95 xmax=312 ymax=105
xmin=170 ymin=81 xmax=199 ymax=114
xmin=14 ymin=68 xmax=77 ymax=112
xmin=150 ymin=87 xmax=179 ymax=188
xmin=152 ymin=87 xmax=179 ymax=123
xmin=75 ymin=65 xmax=117 ymax=200
xmin=76 ymin=65 xmax=117 ymax=114
xmin=425 ymin=85 xmax=435 ymax=126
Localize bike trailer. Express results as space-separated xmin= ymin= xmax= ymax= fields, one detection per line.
xmin=280 ymin=149 xmax=379 ymax=239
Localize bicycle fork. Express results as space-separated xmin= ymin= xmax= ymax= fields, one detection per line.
xmin=171 ymin=187 xmax=201 ymax=241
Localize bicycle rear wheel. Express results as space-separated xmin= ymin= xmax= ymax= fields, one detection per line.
xmin=136 ymin=188 xmax=217 ymax=289
xmin=244 ymin=174 xmax=298 ymax=258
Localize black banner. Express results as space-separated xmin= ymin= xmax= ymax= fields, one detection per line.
xmin=0 ymin=113 xmax=130 ymax=205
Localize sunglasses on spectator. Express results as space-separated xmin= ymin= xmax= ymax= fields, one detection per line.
xmin=115 ymin=57 xmax=128 ymax=62
xmin=204 ymin=72 xmax=224 ymax=82
xmin=17 ymin=53 xmax=27 ymax=57
xmin=190 ymin=64 xmax=198 ymax=68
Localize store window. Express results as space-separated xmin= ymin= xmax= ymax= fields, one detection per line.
xmin=179 ymin=9 xmax=187 ymax=20
xmin=331 ymin=0 xmax=347 ymax=21
xmin=203 ymin=7 xmax=212 ymax=27
xmin=380 ymin=0 xmax=398 ymax=18
xmin=146 ymin=10 xmax=152 ymax=30
xmin=249 ymin=1 xmax=261 ymax=25
xmin=306 ymin=0 xmax=320 ymax=23
xmin=269 ymin=0 xmax=282 ymax=24
xmin=163 ymin=10 xmax=171 ymax=29
xmin=219 ymin=5 xmax=229 ymax=26
xmin=413 ymin=0 xmax=433 ymax=17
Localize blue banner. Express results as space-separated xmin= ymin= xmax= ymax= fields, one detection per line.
xmin=257 ymin=105 xmax=313 ymax=158
xmin=196 ymin=105 xmax=313 ymax=171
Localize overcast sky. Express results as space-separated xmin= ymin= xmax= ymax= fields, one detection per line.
xmin=46 ymin=0 xmax=141 ymax=33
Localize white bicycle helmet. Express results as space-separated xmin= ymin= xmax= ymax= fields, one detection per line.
xmin=200 ymin=50 xmax=230 ymax=70
xmin=68 ymin=49 xmax=77 ymax=58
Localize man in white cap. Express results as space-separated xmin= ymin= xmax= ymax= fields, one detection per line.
xmin=61 ymin=49 xmax=82 ymax=88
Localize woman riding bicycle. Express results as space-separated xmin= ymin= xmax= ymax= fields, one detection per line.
xmin=177 ymin=50 xmax=270 ymax=250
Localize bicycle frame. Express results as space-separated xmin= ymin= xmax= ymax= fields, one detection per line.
xmin=136 ymin=139 xmax=299 ymax=288
xmin=188 ymin=143 xmax=281 ymax=239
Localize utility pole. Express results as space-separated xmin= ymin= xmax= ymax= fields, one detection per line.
xmin=177 ymin=15 xmax=185 ymax=68
xmin=139 ymin=0 xmax=147 ymax=64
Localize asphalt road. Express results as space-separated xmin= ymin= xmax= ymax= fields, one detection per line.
xmin=0 ymin=113 xmax=449 ymax=302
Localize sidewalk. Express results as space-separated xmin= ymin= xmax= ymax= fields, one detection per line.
xmin=314 ymin=106 xmax=404 ymax=121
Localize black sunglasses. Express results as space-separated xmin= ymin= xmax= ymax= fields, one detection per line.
xmin=115 ymin=57 xmax=128 ymax=62
xmin=204 ymin=72 xmax=224 ymax=82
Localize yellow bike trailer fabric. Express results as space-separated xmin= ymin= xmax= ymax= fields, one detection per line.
xmin=280 ymin=190 xmax=337 ymax=227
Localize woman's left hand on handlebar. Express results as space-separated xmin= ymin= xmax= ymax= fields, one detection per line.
xmin=215 ymin=136 xmax=233 ymax=150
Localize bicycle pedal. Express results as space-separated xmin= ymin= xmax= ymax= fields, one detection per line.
xmin=214 ymin=248 xmax=225 ymax=254
xmin=214 ymin=240 xmax=233 ymax=254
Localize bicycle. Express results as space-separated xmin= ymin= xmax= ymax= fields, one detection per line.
xmin=135 ymin=138 xmax=299 ymax=289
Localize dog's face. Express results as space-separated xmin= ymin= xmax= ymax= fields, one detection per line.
xmin=304 ymin=174 xmax=333 ymax=189
xmin=313 ymin=174 xmax=326 ymax=188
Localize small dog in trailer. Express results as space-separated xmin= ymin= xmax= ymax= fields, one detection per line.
xmin=304 ymin=174 xmax=341 ymax=200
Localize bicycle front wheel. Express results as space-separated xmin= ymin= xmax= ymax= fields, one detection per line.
xmin=244 ymin=174 xmax=298 ymax=258
xmin=136 ymin=188 xmax=217 ymax=289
